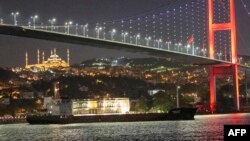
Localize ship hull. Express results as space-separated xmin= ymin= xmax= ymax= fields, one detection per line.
xmin=26 ymin=108 xmax=197 ymax=124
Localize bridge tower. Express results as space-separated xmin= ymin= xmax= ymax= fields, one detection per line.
xmin=208 ymin=0 xmax=239 ymax=112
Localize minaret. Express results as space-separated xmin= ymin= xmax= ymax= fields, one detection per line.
xmin=54 ymin=48 xmax=57 ymax=55
xmin=25 ymin=52 xmax=28 ymax=67
xmin=42 ymin=51 xmax=45 ymax=63
xmin=37 ymin=49 xmax=40 ymax=64
xmin=67 ymin=49 xmax=70 ymax=65
xmin=51 ymin=49 xmax=53 ymax=55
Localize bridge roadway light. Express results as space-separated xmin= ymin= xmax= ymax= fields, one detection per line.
xmin=48 ymin=18 xmax=56 ymax=31
xmin=111 ymin=29 xmax=116 ymax=41
xmin=145 ymin=36 xmax=151 ymax=46
xmin=166 ymin=41 xmax=171 ymax=50
xmin=217 ymin=52 xmax=222 ymax=60
xmin=176 ymin=86 xmax=181 ymax=108
xmin=28 ymin=21 xmax=31 ymax=27
xmin=31 ymin=15 xmax=38 ymax=29
xmin=103 ymin=31 xmax=106 ymax=39
xmin=81 ymin=24 xmax=88 ymax=36
xmin=95 ymin=27 xmax=102 ymax=39
xmin=122 ymin=32 xmax=128 ymax=42
xmin=11 ymin=12 xmax=19 ymax=26
xmin=156 ymin=39 xmax=162 ymax=48
xmin=175 ymin=43 xmax=182 ymax=52
xmin=135 ymin=34 xmax=140 ymax=45
xmin=201 ymin=48 xmax=207 ymax=57
xmin=75 ymin=23 xmax=79 ymax=35
xmin=238 ymin=57 xmax=243 ymax=64
xmin=195 ymin=47 xmax=199 ymax=56
xmin=65 ymin=21 xmax=73 ymax=34
xmin=186 ymin=44 xmax=191 ymax=54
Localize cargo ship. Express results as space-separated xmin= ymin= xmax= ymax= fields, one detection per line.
xmin=26 ymin=107 xmax=197 ymax=124
xmin=26 ymin=96 xmax=196 ymax=124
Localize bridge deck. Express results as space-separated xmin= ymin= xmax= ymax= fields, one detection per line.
xmin=0 ymin=25 xmax=234 ymax=66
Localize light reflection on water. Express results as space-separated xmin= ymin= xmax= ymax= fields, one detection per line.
xmin=0 ymin=113 xmax=250 ymax=141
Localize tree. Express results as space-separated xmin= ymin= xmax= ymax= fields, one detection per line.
xmin=134 ymin=96 xmax=148 ymax=112
xmin=151 ymin=91 xmax=175 ymax=112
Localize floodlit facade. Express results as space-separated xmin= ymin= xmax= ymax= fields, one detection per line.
xmin=43 ymin=96 xmax=130 ymax=116
xmin=72 ymin=98 xmax=130 ymax=115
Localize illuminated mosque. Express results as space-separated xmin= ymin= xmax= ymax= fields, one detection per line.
xmin=25 ymin=48 xmax=70 ymax=71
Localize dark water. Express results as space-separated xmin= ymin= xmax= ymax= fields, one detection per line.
xmin=0 ymin=113 xmax=250 ymax=141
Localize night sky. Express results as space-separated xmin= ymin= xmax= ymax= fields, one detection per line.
xmin=0 ymin=0 xmax=250 ymax=67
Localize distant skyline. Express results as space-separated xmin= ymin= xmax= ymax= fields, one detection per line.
xmin=0 ymin=0 xmax=250 ymax=67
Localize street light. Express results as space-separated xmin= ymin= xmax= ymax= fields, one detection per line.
xmin=186 ymin=44 xmax=191 ymax=54
xmin=122 ymin=32 xmax=128 ymax=42
xmin=156 ymin=39 xmax=162 ymax=48
xmin=111 ymin=29 xmax=116 ymax=40
xmin=28 ymin=21 xmax=31 ymax=27
xmin=65 ymin=21 xmax=73 ymax=34
xmin=11 ymin=12 xmax=19 ymax=26
xmin=103 ymin=32 xmax=106 ymax=39
xmin=31 ymin=15 xmax=38 ymax=29
xmin=175 ymin=43 xmax=182 ymax=52
xmin=176 ymin=86 xmax=181 ymax=108
xmin=217 ymin=51 xmax=222 ymax=60
xmin=238 ymin=57 xmax=243 ymax=64
xmin=195 ymin=47 xmax=199 ymax=56
xmin=95 ymin=27 xmax=102 ymax=38
xmin=201 ymin=48 xmax=207 ymax=57
xmin=145 ymin=36 xmax=151 ymax=46
xmin=81 ymin=24 xmax=88 ymax=36
xmin=48 ymin=18 xmax=56 ymax=31
xmin=135 ymin=34 xmax=140 ymax=45
xmin=75 ymin=23 xmax=78 ymax=35
xmin=166 ymin=41 xmax=171 ymax=50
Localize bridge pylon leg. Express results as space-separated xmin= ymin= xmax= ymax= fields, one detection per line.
xmin=209 ymin=64 xmax=240 ymax=113
xmin=209 ymin=67 xmax=216 ymax=113
xmin=233 ymin=64 xmax=240 ymax=111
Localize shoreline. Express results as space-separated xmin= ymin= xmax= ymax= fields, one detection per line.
xmin=0 ymin=118 xmax=27 ymax=124
xmin=1 ymin=112 xmax=250 ymax=125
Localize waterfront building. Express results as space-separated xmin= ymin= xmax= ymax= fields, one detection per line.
xmin=72 ymin=98 xmax=130 ymax=115
xmin=43 ymin=97 xmax=130 ymax=116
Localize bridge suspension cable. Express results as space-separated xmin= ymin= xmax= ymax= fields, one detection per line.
xmin=1 ymin=0 xmax=249 ymax=64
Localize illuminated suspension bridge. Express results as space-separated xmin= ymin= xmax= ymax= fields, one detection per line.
xmin=1 ymin=0 xmax=250 ymax=112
